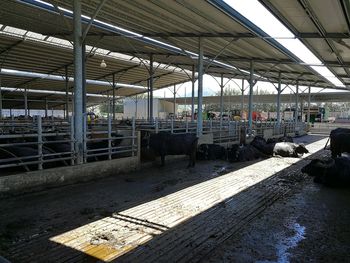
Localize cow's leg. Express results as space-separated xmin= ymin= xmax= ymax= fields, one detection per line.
xmin=188 ymin=151 xmax=196 ymax=167
xmin=160 ymin=155 xmax=165 ymax=166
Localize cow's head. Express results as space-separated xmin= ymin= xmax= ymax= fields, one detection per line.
xmin=295 ymin=144 xmax=309 ymax=154
xmin=301 ymin=158 xmax=335 ymax=176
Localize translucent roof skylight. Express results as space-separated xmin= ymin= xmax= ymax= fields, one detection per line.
xmin=223 ymin=0 xmax=345 ymax=88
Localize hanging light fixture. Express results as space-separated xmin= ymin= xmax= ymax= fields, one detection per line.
xmin=100 ymin=59 xmax=107 ymax=68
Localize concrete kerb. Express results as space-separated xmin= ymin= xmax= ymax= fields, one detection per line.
xmin=0 ymin=156 xmax=139 ymax=196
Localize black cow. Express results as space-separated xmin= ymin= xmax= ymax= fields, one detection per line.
xmin=324 ymin=127 xmax=350 ymax=149
xmin=328 ymin=128 xmax=350 ymax=158
xmin=250 ymin=136 xmax=308 ymax=157
xmin=301 ymin=157 xmax=350 ymax=187
xmin=0 ymin=146 xmax=61 ymax=171
xmin=44 ymin=135 xmax=71 ymax=154
xmin=196 ymin=144 xmax=226 ymax=160
xmin=148 ymin=132 xmax=198 ymax=167
xmin=267 ymin=136 xmax=293 ymax=144
xmin=228 ymin=144 xmax=267 ymax=162
xmin=273 ymin=142 xmax=309 ymax=157
xmin=250 ymin=136 xmax=274 ymax=155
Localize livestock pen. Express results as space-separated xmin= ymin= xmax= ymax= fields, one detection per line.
xmin=2 ymin=134 xmax=348 ymax=262
xmin=0 ymin=116 xmax=308 ymax=194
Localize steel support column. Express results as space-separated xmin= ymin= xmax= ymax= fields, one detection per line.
xmin=149 ymin=54 xmax=154 ymax=121
xmin=277 ymin=72 xmax=282 ymax=126
xmin=65 ymin=66 xmax=69 ymax=119
xmin=191 ymin=64 xmax=195 ymax=121
xmin=73 ymin=0 xmax=84 ymax=164
xmin=197 ymin=38 xmax=204 ymax=135
xmin=112 ymin=73 xmax=116 ymax=120
xmin=0 ymin=81 xmax=2 ymax=119
xmin=147 ymin=82 xmax=150 ymax=120
xmin=307 ymin=86 xmax=311 ymax=125
xmin=45 ymin=98 xmax=48 ymax=118
xmin=220 ymin=73 xmax=224 ymax=128
xmin=241 ymin=79 xmax=244 ymax=119
xmin=248 ymin=61 xmax=254 ymax=135
xmin=24 ymin=87 xmax=28 ymax=118
xmin=173 ymin=84 xmax=176 ymax=117
xmin=295 ymin=81 xmax=299 ymax=127
xmin=135 ymin=95 xmax=138 ymax=118
xmin=82 ymin=42 xmax=86 ymax=116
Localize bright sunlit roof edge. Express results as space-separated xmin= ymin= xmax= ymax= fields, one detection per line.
xmin=223 ymin=0 xmax=345 ymax=88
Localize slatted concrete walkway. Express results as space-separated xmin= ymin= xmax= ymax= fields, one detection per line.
xmin=5 ymin=138 xmax=328 ymax=262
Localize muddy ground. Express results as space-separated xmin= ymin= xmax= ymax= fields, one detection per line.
xmin=0 ymin=134 xmax=349 ymax=262
xmin=202 ymin=172 xmax=350 ymax=263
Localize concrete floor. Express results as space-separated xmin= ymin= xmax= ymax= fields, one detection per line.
xmin=202 ymin=170 xmax=350 ymax=263
xmin=0 ymin=134 xmax=349 ymax=262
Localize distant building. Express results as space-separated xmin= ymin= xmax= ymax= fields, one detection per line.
xmin=123 ymin=98 xmax=177 ymax=119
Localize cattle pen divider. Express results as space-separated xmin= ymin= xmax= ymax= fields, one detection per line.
xmin=0 ymin=116 xmax=307 ymax=192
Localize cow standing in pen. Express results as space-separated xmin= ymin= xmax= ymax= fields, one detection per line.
xmin=148 ymin=132 xmax=198 ymax=167
xmin=326 ymin=128 xmax=350 ymax=158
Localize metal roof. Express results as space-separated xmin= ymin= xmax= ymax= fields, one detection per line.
xmin=0 ymin=26 xmax=191 ymax=91
xmin=259 ymin=0 xmax=350 ymax=87
xmin=1 ymin=0 xmax=347 ymax=90
xmin=0 ymin=89 xmax=107 ymax=110
xmin=166 ymin=91 xmax=350 ymax=105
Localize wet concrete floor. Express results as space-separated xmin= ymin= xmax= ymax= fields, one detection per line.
xmin=0 ymin=134 xmax=349 ymax=262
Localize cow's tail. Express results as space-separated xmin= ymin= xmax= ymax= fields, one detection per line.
xmin=324 ymin=137 xmax=330 ymax=150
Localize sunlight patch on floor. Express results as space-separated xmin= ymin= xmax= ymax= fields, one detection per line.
xmin=49 ymin=137 xmax=328 ymax=261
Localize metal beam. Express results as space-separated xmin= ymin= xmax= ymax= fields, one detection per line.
xmin=307 ymin=86 xmax=311 ymax=125
xmin=65 ymin=65 xmax=69 ymax=119
xmin=219 ymin=73 xmax=224 ymax=128
xmin=295 ymin=80 xmax=299 ymax=126
xmin=73 ymin=0 xmax=84 ymax=165
xmin=45 ymin=31 xmax=350 ymax=39
xmin=45 ymin=98 xmax=48 ymax=118
xmin=95 ymin=64 xmax=140 ymax=80
xmin=24 ymin=87 xmax=28 ymax=118
xmin=173 ymin=84 xmax=176 ymax=116
xmin=81 ymin=0 xmax=108 ymax=42
xmin=241 ymin=79 xmax=244 ymax=119
xmin=297 ymin=0 xmax=350 ymax=81
xmin=248 ymin=61 xmax=254 ymax=135
xmin=0 ymin=40 xmax=24 ymax=56
xmin=340 ymin=0 xmax=350 ymax=33
xmin=149 ymin=54 xmax=154 ymax=121
xmin=0 ymin=79 xmax=2 ymax=119
xmin=276 ymin=72 xmax=282 ymax=126
xmin=197 ymin=37 xmax=204 ymax=135
xmin=191 ymin=64 xmax=195 ymax=121
xmin=112 ymin=73 xmax=116 ymax=120
xmin=82 ymin=42 xmax=87 ymax=116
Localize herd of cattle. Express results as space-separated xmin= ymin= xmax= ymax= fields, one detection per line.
xmin=1 ymin=124 xmax=349 ymax=188
xmin=144 ymin=132 xmax=309 ymax=167
xmin=145 ymin=128 xmax=350 ymax=188
xmin=302 ymin=127 xmax=350 ymax=188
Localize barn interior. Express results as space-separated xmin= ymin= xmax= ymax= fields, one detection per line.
xmin=0 ymin=0 xmax=350 ymax=262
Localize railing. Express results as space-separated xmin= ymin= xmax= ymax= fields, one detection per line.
xmin=133 ymin=118 xmax=307 ymax=144
xmin=0 ymin=116 xmax=308 ymax=174
xmin=0 ymin=116 xmax=137 ymax=174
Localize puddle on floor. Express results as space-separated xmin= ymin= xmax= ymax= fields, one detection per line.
xmin=256 ymin=218 xmax=306 ymax=263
